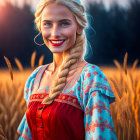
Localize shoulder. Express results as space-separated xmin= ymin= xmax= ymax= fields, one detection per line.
xmin=26 ymin=64 xmax=50 ymax=82
xmin=25 ymin=65 xmax=44 ymax=88
xmin=79 ymin=63 xmax=115 ymax=104
xmin=81 ymin=63 xmax=106 ymax=80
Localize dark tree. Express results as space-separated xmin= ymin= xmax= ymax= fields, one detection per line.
xmin=0 ymin=0 xmax=140 ymax=67
xmin=0 ymin=2 xmax=52 ymax=68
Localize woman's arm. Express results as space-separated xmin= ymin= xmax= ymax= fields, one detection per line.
xmin=76 ymin=64 xmax=117 ymax=139
xmin=84 ymin=90 xmax=117 ymax=140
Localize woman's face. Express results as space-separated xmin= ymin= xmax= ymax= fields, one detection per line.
xmin=41 ymin=3 xmax=80 ymax=53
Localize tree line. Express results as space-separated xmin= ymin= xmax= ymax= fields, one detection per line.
xmin=0 ymin=0 xmax=140 ymax=67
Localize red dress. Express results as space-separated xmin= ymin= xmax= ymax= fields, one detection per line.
xmin=26 ymin=64 xmax=86 ymax=140
xmin=17 ymin=63 xmax=117 ymax=140
xmin=26 ymin=91 xmax=85 ymax=140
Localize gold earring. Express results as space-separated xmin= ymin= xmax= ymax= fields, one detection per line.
xmin=34 ymin=32 xmax=45 ymax=46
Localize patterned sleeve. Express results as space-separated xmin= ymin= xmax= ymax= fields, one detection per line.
xmin=76 ymin=64 xmax=117 ymax=140
xmin=17 ymin=66 xmax=43 ymax=140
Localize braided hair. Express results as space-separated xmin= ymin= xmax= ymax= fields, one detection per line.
xmin=34 ymin=0 xmax=87 ymax=104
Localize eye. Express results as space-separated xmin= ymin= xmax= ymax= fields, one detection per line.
xmin=44 ymin=22 xmax=52 ymax=27
xmin=61 ymin=22 xmax=69 ymax=26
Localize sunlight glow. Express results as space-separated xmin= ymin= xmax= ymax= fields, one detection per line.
xmin=0 ymin=0 xmax=5 ymax=6
xmin=0 ymin=0 xmax=129 ymax=10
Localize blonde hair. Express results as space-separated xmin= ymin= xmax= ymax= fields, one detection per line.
xmin=34 ymin=0 xmax=87 ymax=104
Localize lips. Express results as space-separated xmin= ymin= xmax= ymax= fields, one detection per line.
xmin=49 ymin=40 xmax=65 ymax=47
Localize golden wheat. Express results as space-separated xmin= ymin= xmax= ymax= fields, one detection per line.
xmin=113 ymin=60 xmax=122 ymax=72
xmin=0 ymin=70 xmax=28 ymax=140
xmin=123 ymin=52 xmax=128 ymax=74
xmin=109 ymin=53 xmax=140 ymax=140
xmin=38 ymin=55 xmax=44 ymax=66
xmin=0 ymin=52 xmax=140 ymax=140
xmin=0 ymin=124 xmax=7 ymax=140
xmin=132 ymin=59 xmax=139 ymax=71
xmin=31 ymin=51 xmax=36 ymax=68
xmin=14 ymin=57 xmax=24 ymax=71
xmin=4 ymin=56 xmax=13 ymax=81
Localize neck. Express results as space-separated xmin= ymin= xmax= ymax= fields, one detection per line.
xmin=52 ymin=51 xmax=69 ymax=72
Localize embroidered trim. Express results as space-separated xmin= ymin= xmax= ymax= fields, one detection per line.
xmin=17 ymin=130 xmax=31 ymax=140
xmin=86 ymin=121 xmax=115 ymax=134
xmin=32 ymin=63 xmax=89 ymax=95
xmin=33 ymin=65 xmax=49 ymax=92
xmin=85 ymin=104 xmax=111 ymax=117
xmin=22 ymin=132 xmax=32 ymax=140
xmin=84 ymin=82 xmax=113 ymax=93
xmin=91 ymin=83 xmax=113 ymax=93
xmin=29 ymin=93 xmax=82 ymax=110
xmin=17 ymin=130 xmax=21 ymax=135
xmin=55 ymin=99 xmax=82 ymax=110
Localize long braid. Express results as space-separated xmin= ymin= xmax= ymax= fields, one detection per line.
xmin=42 ymin=34 xmax=85 ymax=104
xmin=34 ymin=0 xmax=87 ymax=104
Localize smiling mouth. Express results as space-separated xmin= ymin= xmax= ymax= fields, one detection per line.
xmin=49 ymin=40 xmax=65 ymax=47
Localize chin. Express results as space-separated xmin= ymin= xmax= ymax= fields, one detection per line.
xmin=50 ymin=48 xmax=69 ymax=53
xmin=51 ymin=50 xmax=64 ymax=53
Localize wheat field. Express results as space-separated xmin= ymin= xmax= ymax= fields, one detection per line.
xmin=0 ymin=52 xmax=140 ymax=140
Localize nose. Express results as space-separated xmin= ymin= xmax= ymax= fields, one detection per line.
xmin=51 ymin=24 xmax=60 ymax=37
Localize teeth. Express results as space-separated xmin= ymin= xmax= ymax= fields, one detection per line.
xmin=51 ymin=40 xmax=64 ymax=44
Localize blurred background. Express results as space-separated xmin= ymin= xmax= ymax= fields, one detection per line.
xmin=0 ymin=1 xmax=140 ymax=140
xmin=0 ymin=0 xmax=140 ymax=68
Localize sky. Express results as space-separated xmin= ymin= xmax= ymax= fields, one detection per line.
xmin=84 ymin=0 xmax=129 ymax=8
xmin=0 ymin=0 xmax=129 ymax=9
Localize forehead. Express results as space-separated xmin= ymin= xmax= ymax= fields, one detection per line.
xmin=41 ymin=3 xmax=76 ymax=21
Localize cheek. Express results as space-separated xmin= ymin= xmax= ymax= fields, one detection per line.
xmin=42 ymin=32 xmax=50 ymax=45
xmin=41 ymin=26 xmax=50 ymax=38
xmin=64 ymin=27 xmax=77 ymax=39
xmin=42 ymin=30 xmax=49 ymax=38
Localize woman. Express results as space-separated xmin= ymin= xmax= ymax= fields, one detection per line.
xmin=17 ymin=0 xmax=117 ymax=139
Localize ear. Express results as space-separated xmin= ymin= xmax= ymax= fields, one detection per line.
xmin=77 ymin=26 xmax=84 ymax=35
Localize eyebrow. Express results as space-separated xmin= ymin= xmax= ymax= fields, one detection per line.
xmin=42 ymin=19 xmax=72 ymax=23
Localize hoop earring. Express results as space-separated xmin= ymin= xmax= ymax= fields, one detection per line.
xmin=34 ymin=32 xmax=45 ymax=46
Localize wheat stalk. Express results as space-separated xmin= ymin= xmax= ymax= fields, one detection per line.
xmin=14 ymin=57 xmax=23 ymax=71
xmin=31 ymin=51 xmax=36 ymax=68
xmin=9 ymin=112 xmax=18 ymax=128
xmin=38 ymin=55 xmax=44 ymax=66
xmin=135 ymin=107 xmax=140 ymax=140
xmin=132 ymin=59 xmax=139 ymax=71
xmin=136 ymin=82 xmax=140 ymax=139
xmin=0 ymin=125 xmax=7 ymax=140
xmin=123 ymin=52 xmax=128 ymax=74
xmin=1 ymin=52 xmax=140 ymax=140
xmin=128 ymin=120 xmax=131 ymax=140
xmin=111 ymin=53 xmax=140 ymax=139
xmin=4 ymin=56 xmax=13 ymax=81
xmin=113 ymin=60 xmax=122 ymax=72
xmin=0 ymin=75 xmax=26 ymax=140
xmin=0 ymin=135 xmax=7 ymax=140
xmin=110 ymin=78 xmax=122 ymax=101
